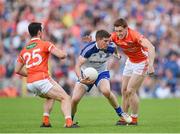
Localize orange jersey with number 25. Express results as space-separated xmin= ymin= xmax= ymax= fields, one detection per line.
xmin=17 ymin=38 xmax=55 ymax=83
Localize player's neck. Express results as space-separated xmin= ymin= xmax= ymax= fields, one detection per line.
xmin=31 ymin=36 xmax=41 ymax=41
xmin=95 ymin=42 xmax=100 ymax=49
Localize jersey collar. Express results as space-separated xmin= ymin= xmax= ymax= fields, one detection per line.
xmin=95 ymin=42 xmax=100 ymax=49
xmin=31 ymin=37 xmax=40 ymax=41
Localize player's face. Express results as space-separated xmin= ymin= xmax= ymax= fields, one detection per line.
xmin=114 ymin=26 xmax=127 ymax=39
xmin=98 ymin=37 xmax=110 ymax=49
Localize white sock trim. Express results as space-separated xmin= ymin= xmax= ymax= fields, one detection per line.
xmin=43 ymin=113 xmax=49 ymax=116
xmin=65 ymin=116 xmax=71 ymax=119
xmin=131 ymin=114 xmax=138 ymax=118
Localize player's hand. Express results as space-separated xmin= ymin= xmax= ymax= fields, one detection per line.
xmin=80 ymin=77 xmax=95 ymax=85
xmin=147 ymin=65 xmax=155 ymax=77
xmin=82 ymin=35 xmax=92 ymax=42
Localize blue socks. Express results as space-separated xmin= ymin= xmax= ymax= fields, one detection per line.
xmin=115 ymin=107 xmax=123 ymax=117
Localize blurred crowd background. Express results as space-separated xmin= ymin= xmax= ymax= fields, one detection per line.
xmin=0 ymin=0 xmax=179 ymax=98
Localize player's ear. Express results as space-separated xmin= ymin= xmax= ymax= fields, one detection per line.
xmin=38 ymin=30 xmax=42 ymax=37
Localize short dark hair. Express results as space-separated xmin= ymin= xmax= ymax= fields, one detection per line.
xmin=95 ymin=29 xmax=111 ymax=40
xmin=28 ymin=22 xmax=42 ymax=37
xmin=114 ymin=18 xmax=128 ymax=28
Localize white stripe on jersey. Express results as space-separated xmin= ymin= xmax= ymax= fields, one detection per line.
xmin=48 ymin=44 xmax=53 ymax=52
xmin=81 ymin=44 xmax=95 ymax=57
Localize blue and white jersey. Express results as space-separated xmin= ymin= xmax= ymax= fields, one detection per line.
xmin=80 ymin=41 xmax=116 ymax=73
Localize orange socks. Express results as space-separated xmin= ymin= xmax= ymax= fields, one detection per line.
xmin=43 ymin=116 xmax=50 ymax=125
xmin=65 ymin=118 xmax=73 ymax=127
xmin=131 ymin=116 xmax=138 ymax=123
xmin=131 ymin=114 xmax=138 ymax=123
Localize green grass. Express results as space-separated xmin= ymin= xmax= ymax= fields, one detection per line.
xmin=0 ymin=97 xmax=180 ymax=133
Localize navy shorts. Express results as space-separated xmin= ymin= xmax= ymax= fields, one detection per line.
xmin=83 ymin=71 xmax=110 ymax=92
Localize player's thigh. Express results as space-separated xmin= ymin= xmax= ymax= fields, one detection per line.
xmin=121 ymin=75 xmax=131 ymax=94
xmin=127 ymin=74 xmax=145 ymax=93
xmin=72 ymin=82 xmax=86 ymax=102
xmin=46 ymin=78 xmax=70 ymax=101
xmin=98 ymin=79 xmax=111 ymax=94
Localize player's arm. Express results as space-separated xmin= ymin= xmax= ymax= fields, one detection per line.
xmin=140 ymin=38 xmax=155 ymax=75
xmin=15 ymin=62 xmax=27 ymax=77
xmin=50 ymin=47 xmax=67 ymax=59
xmin=82 ymin=35 xmax=92 ymax=42
xmin=75 ymin=56 xmax=94 ymax=84
xmin=75 ymin=56 xmax=86 ymax=80
xmin=113 ymin=46 xmax=121 ymax=59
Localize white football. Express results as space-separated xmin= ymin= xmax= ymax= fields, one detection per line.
xmin=83 ymin=67 xmax=98 ymax=81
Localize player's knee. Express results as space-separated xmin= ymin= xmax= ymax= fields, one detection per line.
xmin=71 ymin=97 xmax=80 ymax=105
xmin=102 ymin=90 xmax=111 ymax=98
xmin=121 ymin=88 xmax=128 ymax=96
xmin=126 ymin=87 xmax=135 ymax=96
xmin=61 ymin=94 xmax=71 ymax=102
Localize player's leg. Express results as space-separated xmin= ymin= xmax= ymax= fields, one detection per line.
xmin=45 ymin=78 xmax=75 ymax=127
xmin=27 ymin=83 xmax=54 ymax=127
xmin=71 ymin=82 xmax=86 ymax=121
xmin=121 ymin=59 xmax=133 ymax=113
xmin=121 ymin=76 xmax=131 ymax=113
xmin=126 ymin=74 xmax=145 ymax=125
xmin=115 ymin=75 xmax=131 ymax=125
xmin=98 ymin=79 xmax=132 ymax=124
xmin=98 ymin=79 xmax=119 ymax=108
xmin=116 ymin=59 xmax=133 ymax=125
xmin=41 ymin=98 xmax=55 ymax=127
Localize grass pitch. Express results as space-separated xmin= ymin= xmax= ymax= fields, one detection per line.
xmin=0 ymin=97 xmax=180 ymax=133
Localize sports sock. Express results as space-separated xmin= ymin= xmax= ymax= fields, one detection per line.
xmin=65 ymin=116 xmax=73 ymax=127
xmin=131 ymin=114 xmax=138 ymax=122
xmin=115 ymin=107 xmax=123 ymax=117
xmin=43 ymin=113 xmax=50 ymax=125
xmin=131 ymin=114 xmax=138 ymax=118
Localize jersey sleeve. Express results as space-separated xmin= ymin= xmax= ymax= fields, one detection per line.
xmin=80 ymin=48 xmax=91 ymax=58
xmin=80 ymin=42 xmax=96 ymax=58
xmin=44 ymin=41 xmax=56 ymax=52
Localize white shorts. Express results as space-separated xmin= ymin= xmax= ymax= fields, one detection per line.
xmin=27 ymin=79 xmax=53 ymax=96
xmin=123 ymin=59 xmax=148 ymax=76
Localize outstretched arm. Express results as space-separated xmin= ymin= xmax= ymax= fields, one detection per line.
xmin=113 ymin=46 xmax=121 ymax=60
xmin=50 ymin=47 xmax=67 ymax=59
xmin=82 ymin=35 xmax=92 ymax=42
xmin=140 ymin=38 xmax=155 ymax=75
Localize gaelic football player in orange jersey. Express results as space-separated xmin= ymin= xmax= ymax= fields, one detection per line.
xmin=15 ymin=22 xmax=78 ymax=128
xmin=111 ymin=18 xmax=155 ymax=125
xmin=82 ymin=18 xmax=155 ymax=125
